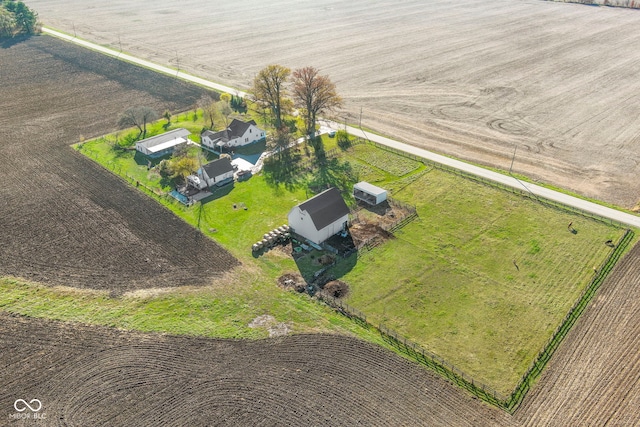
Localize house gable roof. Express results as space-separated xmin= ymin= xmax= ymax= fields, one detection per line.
xmin=228 ymin=118 xmax=257 ymax=138
xmin=202 ymin=157 xmax=233 ymax=178
xmin=202 ymin=119 xmax=261 ymax=144
xmin=298 ymin=187 xmax=349 ymax=231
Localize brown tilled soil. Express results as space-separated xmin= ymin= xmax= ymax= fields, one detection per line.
xmin=2 ymin=18 xmax=640 ymax=427
xmin=26 ymin=0 xmax=640 ymax=208
xmin=0 ymin=36 xmax=239 ymax=291
xmin=0 ymin=313 xmax=513 ymax=427
xmin=514 ymin=243 xmax=640 ymax=426
xmin=1 ymin=244 xmax=639 ymax=425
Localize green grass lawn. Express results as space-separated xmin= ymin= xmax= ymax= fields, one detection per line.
xmin=337 ymin=167 xmax=626 ymax=395
xmin=75 ymin=128 xmax=632 ymax=395
xmin=4 ymin=114 xmax=634 ymax=403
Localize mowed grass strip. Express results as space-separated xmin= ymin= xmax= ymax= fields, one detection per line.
xmin=340 ymin=168 xmax=626 ymax=395
xmin=0 ymin=272 xmax=385 ymax=345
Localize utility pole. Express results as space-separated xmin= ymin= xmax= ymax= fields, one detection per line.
xmin=175 ymin=50 xmax=180 ymax=77
xmin=509 ymin=144 xmax=518 ymax=174
xmin=359 ymin=107 xmax=363 ymax=128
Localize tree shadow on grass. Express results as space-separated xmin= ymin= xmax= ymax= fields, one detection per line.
xmin=262 ymin=149 xmax=305 ymax=192
xmin=134 ymin=150 xmax=167 ymax=167
xmin=308 ymin=156 xmax=359 ymax=198
xmin=202 ymin=182 xmax=235 ymax=202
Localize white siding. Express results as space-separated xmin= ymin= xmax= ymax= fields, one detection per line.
xmin=288 ymin=208 xmax=348 ymax=245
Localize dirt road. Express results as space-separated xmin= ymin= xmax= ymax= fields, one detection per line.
xmin=27 ymin=0 xmax=640 ymax=208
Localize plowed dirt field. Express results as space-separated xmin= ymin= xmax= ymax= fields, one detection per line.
xmin=2 ymin=242 xmax=639 ymax=426
xmin=0 ymin=313 xmax=512 ymax=426
xmin=515 ymin=242 xmax=640 ymax=426
xmin=26 ymin=0 xmax=640 ymax=208
xmin=0 ymin=36 xmax=239 ymax=291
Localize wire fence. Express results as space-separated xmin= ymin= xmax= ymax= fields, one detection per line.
xmin=358 ymin=139 xmax=634 ymax=229
xmin=317 ymin=293 xmax=506 ymax=405
xmin=503 ymin=227 xmax=634 ymax=411
xmin=317 ymin=227 xmax=634 ymax=412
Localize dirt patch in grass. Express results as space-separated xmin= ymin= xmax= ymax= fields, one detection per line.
xmin=349 ymin=222 xmax=393 ymax=250
xmin=321 ymin=280 xmax=350 ymax=299
xmin=278 ymin=273 xmax=306 ymax=292
xmin=0 ymin=36 xmax=238 ymax=292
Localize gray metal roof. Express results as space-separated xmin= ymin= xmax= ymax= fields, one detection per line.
xmin=137 ymin=128 xmax=190 ymax=149
xmin=354 ymin=181 xmax=387 ymax=196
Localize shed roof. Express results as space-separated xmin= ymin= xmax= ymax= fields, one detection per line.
xmin=298 ymin=187 xmax=349 ymax=231
xmin=137 ymin=128 xmax=190 ymax=149
xmin=202 ymin=157 xmax=233 ymax=178
xmin=354 ymin=181 xmax=387 ymax=196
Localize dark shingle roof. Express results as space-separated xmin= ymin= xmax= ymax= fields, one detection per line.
xmin=202 ymin=157 xmax=233 ymax=178
xmin=202 ymin=129 xmax=228 ymax=143
xmin=299 ymin=187 xmax=349 ymax=230
xmin=227 ymin=118 xmax=256 ymax=138
xmin=202 ymin=119 xmax=258 ymax=143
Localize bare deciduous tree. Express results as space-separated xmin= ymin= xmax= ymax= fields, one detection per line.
xmin=198 ymin=95 xmax=220 ymax=130
xmin=117 ymin=106 xmax=159 ymax=140
xmin=291 ymin=66 xmax=342 ymax=139
xmin=251 ymin=64 xmax=291 ymax=129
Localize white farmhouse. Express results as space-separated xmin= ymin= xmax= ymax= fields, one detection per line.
xmin=288 ymin=187 xmax=350 ymax=245
xmin=201 ymin=119 xmax=266 ymax=151
xmin=135 ymin=128 xmax=191 ymax=158
xmin=196 ymin=157 xmax=234 ymax=187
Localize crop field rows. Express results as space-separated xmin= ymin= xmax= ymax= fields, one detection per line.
xmin=0 ymin=313 xmax=514 ymax=426
xmin=2 ymin=23 xmax=640 ymax=427
xmin=26 ymin=0 xmax=640 ymax=208
xmin=0 ymin=36 xmax=238 ymax=291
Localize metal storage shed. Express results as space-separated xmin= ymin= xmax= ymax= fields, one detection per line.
xmin=353 ymin=182 xmax=387 ymax=205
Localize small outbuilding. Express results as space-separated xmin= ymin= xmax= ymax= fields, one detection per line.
xmin=353 ymin=181 xmax=387 ymax=205
xmin=196 ymin=157 xmax=234 ymax=188
xmin=135 ymin=128 xmax=191 ymax=158
xmin=288 ymin=187 xmax=350 ymax=245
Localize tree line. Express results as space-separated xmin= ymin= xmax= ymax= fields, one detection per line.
xmin=0 ymin=0 xmax=38 ymax=37
xmin=251 ymin=64 xmax=342 ymax=152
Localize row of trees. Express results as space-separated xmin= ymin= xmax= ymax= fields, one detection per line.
xmin=0 ymin=0 xmax=38 ymax=37
xmin=251 ymin=65 xmax=342 ymax=141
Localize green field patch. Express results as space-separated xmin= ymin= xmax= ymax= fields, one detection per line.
xmin=349 ymin=143 xmax=422 ymax=176
xmin=340 ymin=169 xmax=626 ymax=395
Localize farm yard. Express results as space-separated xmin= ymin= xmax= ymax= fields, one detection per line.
xmin=340 ymin=168 xmax=626 ymax=395
xmin=26 ymin=0 xmax=640 ymax=210
xmin=2 ymin=2 xmax=640 ymax=425
xmin=0 ymin=36 xmax=381 ymax=338
xmin=75 ymin=104 xmax=630 ymax=399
